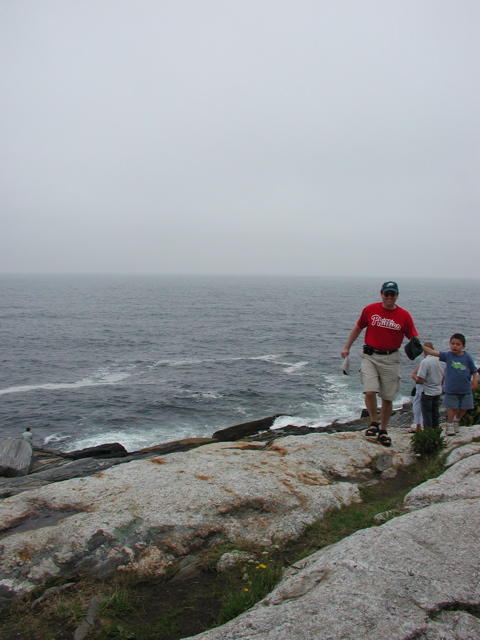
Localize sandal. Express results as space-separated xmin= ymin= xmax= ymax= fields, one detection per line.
xmin=377 ymin=430 xmax=392 ymax=447
xmin=365 ymin=422 xmax=380 ymax=437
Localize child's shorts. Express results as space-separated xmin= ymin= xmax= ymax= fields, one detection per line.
xmin=442 ymin=392 xmax=474 ymax=410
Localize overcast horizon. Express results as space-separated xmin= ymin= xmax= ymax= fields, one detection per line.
xmin=1 ymin=1 xmax=479 ymax=279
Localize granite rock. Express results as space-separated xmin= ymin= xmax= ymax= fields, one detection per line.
xmin=0 ymin=438 xmax=34 ymax=477
xmin=404 ymin=451 xmax=480 ymax=511
xmin=0 ymin=428 xmax=417 ymax=601
xmin=186 ymin=496 xmax=480 ymax=640
xmin=185 ymin=429 xmax=480 ymax=640
xmin=2 ymin=423 xmax=479 ymax=640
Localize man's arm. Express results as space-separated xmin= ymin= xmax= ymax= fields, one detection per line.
xmin=423 ymin=345 xmax=440 ymax=358
xmin=341 ymin=324 xmax=362 ymax=358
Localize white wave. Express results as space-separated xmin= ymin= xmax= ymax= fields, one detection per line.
xmin=151 ymin=358 xmax=204 ymax=367
xmin=151 ymin=356 xmax=244 ymax=368
xmin=272 ymin=385 xmax=410 ymax=432
xmin=271 ymin=415 xmax=309 ymax=429
xmin=151 ymin=354 xmax=310 ymax=373
xmin=271 ymin=413 xmax=345 ymax=430
xmin=43 ymin=433 xmax=66 ymax=445
xmin=282 ymin=361 xmax=309 ymax=374
xmin=62 ymin=424 xmax=213 ymax=453
xmin=395 ymin=394 xmax=411 ymax=411
xmin=61 ymin=430 xmax=143 ymax=453
xmin=198 ymin=391 xmax=223 ymax=399
xmin=151 ymin=353 xmax=304 ymax=372
xmin=249 ymin=354 xmax=309 ymax=374
xmin=186 ymin=390 xmax=223 ymax=400
xmin=249 ymin=354 xmax=282 ymax=362
xmin=0 ymin=369 xmax=132 ymax=396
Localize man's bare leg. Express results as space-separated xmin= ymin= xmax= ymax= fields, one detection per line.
xmin=364 ymin=391 xmax=379 ymax=424
xmin=381 ymin=399 xmax=393 ymax=430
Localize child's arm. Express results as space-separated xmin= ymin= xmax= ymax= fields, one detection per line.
xmin=472 ymin=371 xmax=478 ymax=391
xmin=423 ymin=345 xmax=440 ymax=357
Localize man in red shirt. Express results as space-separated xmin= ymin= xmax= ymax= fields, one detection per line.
xmin=341 ymin=281 xmax=419 ymax=446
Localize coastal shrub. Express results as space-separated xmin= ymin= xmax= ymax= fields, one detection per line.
xmin=460 ymin=386 xmax=480 ymax=426
xmin=410 ymin=428 xmax=445 ymax=457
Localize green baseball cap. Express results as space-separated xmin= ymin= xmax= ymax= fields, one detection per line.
xmin=381 ymin=281 xmax=399 ymax=294
xmin=405 ymin=336 xmax=423 ymax=360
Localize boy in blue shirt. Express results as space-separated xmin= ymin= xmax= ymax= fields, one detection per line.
xmin=423 ymin=333 xmax=478 ymax=435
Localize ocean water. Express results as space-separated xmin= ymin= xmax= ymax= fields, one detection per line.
xmin=1 ymin=275 xmax=479 ymax=452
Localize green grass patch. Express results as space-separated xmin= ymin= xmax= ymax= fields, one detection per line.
xmin=289 ymin=492 xmax=403 ymax=562
xmin=215 ymin=556 xmax=283 ymax=625
xmin=285 ymin=457 xmax=447 ymax=564
xmin=102 ymin=589 xmax=135 ymax=617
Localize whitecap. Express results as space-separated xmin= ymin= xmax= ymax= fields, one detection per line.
xmin=151 ymin=358 xmax=205 ymax=367
xmin=198 ymin=391 xmax=223 ymax=399
xmin=249 ymin=354 xmax=282 ymax=362
xmin=62 ymin=423 xmax=214 ymax=453
xmin=184 ymin=390 xmax=223 ymax=400
xmin=282 ymin=361 xmax=309 ymax=374
xmin=271 ymin=415 xmax=311 ymax=430
xmin=0 ymin=369 xmax=132 ymax=396
xmin=247 ymin=355 xmax=308 ymax=374
xmin=43 ymin=433 xmax=67 ymax=444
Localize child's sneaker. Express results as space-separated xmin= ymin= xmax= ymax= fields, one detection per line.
xmin=445 ymin=423 xmax=455 ymax=436
xmin=453 ymin=420 xmax=460 ymax=434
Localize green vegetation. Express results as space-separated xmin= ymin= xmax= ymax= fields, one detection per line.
xmin=0 ymin=455 xmax=453 ymax=640
xmin=410 ymin=427 xmax=445 ymax=457
xmin=460 ymin=386 xmax=480 ymax=426
xmin=215 ymin=555 xmax=283 ymax=625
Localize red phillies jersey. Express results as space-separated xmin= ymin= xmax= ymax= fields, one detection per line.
xmin=357 ymin=302 xmax=418 ymax=351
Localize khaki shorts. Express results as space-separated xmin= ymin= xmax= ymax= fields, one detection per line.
xmin=360 ymin=351 xmax=401 ymax=401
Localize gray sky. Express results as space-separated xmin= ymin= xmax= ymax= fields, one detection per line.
xmin=1 ymin=1 xmax=479 ymax=278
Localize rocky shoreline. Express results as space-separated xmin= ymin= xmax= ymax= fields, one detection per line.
xmin=1 ymin=407 xmax=479 ymax=639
